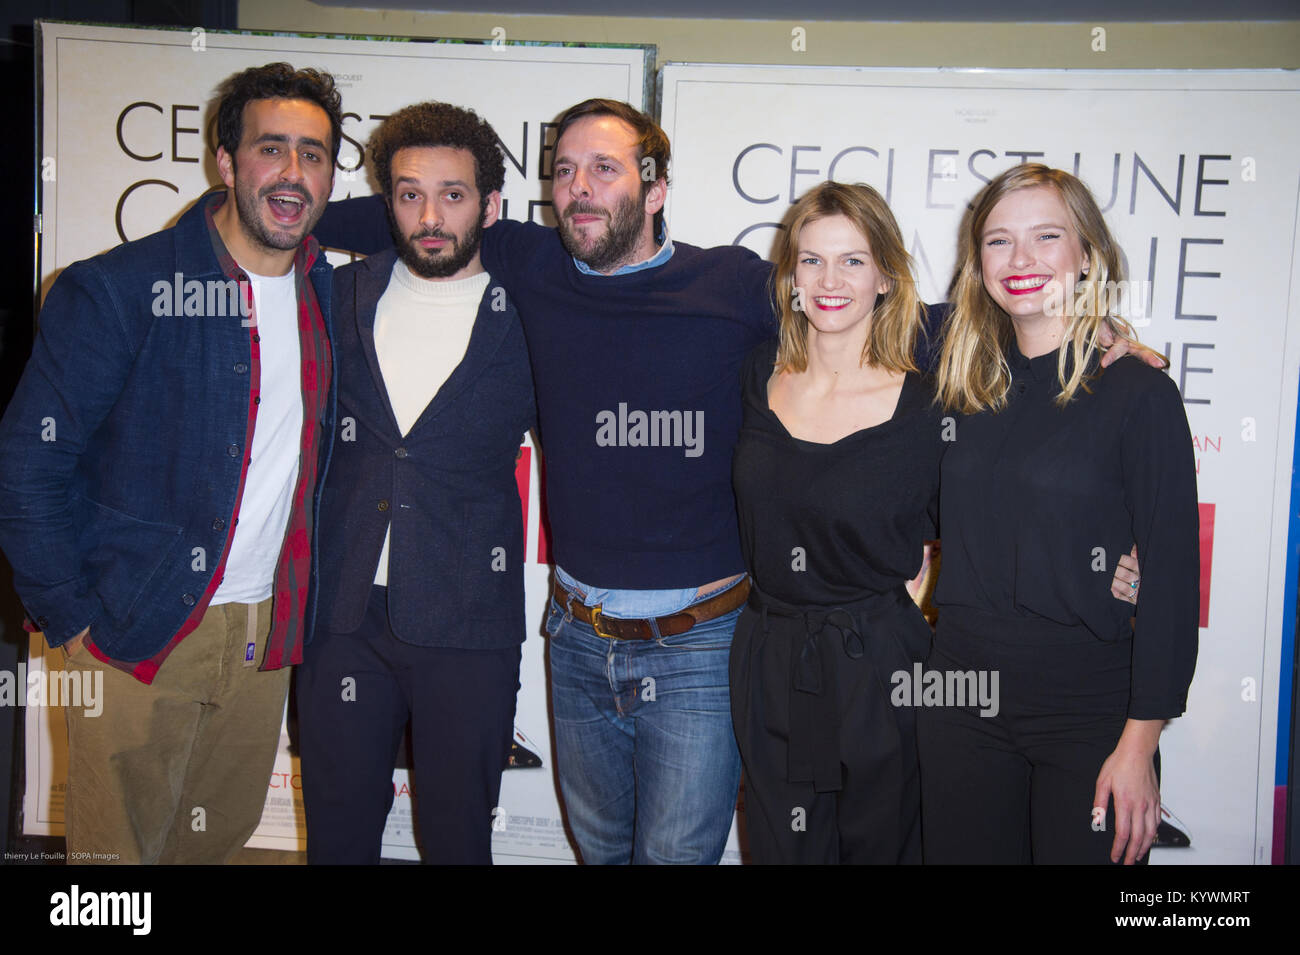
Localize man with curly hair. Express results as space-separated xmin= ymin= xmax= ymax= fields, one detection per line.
xmin=296 ymin=102 xmax=535 ymax=864
xmin=0 ymin=62 xmax=342 ymax=864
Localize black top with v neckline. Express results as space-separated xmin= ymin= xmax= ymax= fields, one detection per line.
xmin=732 ymin=338 xmax=946 ymax=606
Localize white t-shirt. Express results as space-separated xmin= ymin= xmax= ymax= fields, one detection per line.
xmin=212 ymin=268 xmax=303 ymax=605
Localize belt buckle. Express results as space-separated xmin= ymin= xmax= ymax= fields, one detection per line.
xmin=589 ymin=604 xmax=617 ymax=640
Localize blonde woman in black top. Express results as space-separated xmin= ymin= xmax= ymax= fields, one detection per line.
xmin=730 ymin=182 xmax=945 ymax=863
xmin=922 ymin=164 xmax=1199 ymax=864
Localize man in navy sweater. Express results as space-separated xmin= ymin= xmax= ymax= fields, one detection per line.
xmin=520 ymin=101 xmax=771 ymax=863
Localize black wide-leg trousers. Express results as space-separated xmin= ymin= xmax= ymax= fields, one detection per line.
xmin=730 ymin=586 xmax=932 ymax=864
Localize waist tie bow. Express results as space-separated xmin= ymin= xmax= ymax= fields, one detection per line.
xmin=749 ymin=585 xmax=912 ymax=793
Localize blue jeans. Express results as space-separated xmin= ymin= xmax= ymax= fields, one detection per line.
xmin=545 ymin=598 xmax=742 ymax=864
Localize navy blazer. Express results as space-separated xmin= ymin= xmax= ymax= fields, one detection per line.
xmin=315 ymin=249 xmax=536 ymax=648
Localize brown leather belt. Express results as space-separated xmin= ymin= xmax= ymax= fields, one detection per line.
xmin=552 ymin=576 xmax=751 ymax=641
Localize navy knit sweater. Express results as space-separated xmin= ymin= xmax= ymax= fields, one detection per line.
xmin=491 ymin=221 xmax=777 ymax=586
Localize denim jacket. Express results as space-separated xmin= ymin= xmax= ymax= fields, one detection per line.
xmin=0 ymin=195 xmax=337 ymax=663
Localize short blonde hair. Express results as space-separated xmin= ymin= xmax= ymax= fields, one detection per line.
xmin=771 ymin=181 xmax=923 ymax=375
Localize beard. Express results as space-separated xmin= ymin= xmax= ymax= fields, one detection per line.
xmin=232 ymin=174 xmax=319 ymax=254
xmin=388 ymin=204 xmax=483 ymax=279
xmin=556 ymin=192 xmax=645 ymax=273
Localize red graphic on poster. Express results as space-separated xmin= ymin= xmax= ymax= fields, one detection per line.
xmin=514 ymin=444 xmax=553 ymax=564
xmin=1199 ymin=502 xmax=1214 ymax=628
xmin=515 ymin=445 xmax=530 ymax=539
xmin=536 ymin=451 xmax=552 ymax=565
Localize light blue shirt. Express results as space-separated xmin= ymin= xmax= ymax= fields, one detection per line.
xmin=571 ymin=225 xmax=674 ymax=276
xmin=555 ymin=565 xmax=705 ymax=617
xmin=558 ymin=225 xmax=742 ymax=616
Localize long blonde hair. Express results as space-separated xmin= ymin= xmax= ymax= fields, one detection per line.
xmin=934 ymin=164 xmax=1139 ymax=414
xmin=771 ymin=181 xmax=923 ymax=375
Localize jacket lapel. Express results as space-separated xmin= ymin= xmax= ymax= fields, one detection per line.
xmin=352 ymin=249 xmax=403 ymax=437
xmin=406 ymin=273 xmax=513 ymax=433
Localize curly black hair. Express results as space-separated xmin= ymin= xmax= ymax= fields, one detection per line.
xmin=215 ymin=62 xmax=344 ymax=164
xmin=368 ymin=102 xmax=506 ymax=207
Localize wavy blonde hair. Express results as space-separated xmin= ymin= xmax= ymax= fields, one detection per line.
xmin=772 ymin=181 xmax=923 ymax=375
xmin=934 ymin=164 xmax=1140 ymax=414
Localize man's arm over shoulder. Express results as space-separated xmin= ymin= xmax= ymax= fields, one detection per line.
xmin=312 ymin=197 xmax=555 ymax=290
xmin=0 ymin=259 xmax=139 ymax=645
xmin=718 ymin=243 xmax=778 ymax=336
xmin=918 ymin=302 xmax=950 ymax=372
xmin=479 ymin=218 xmax=556 ymax=290
xmin=313 ymin=193 xmax=391 ymax=255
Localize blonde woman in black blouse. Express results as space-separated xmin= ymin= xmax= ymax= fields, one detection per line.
xmin=730 ymin=181 xmax=947 ymax=863
xmin=922 ymin=164 xmax=1199 ymax=864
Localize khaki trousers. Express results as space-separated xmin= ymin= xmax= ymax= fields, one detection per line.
xmin=62 ymin=596 xmax=289 ymax=864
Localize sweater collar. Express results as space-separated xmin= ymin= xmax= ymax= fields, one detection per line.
xmin=390 ymin=260 xmax=491 ymax=299
xmin=573 ymin=222 xmax=675 ymax=276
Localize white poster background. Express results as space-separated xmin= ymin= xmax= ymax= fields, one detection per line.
xmin=661 ymin=63 xmax=1300 ymax=864
xmin=32 ymin=21 xmax=660 ymax=864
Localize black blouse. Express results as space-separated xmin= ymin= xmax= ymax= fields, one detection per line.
xmin=732 ymin=339 xmax=946 ymax=607
xmin=934 ymin=343 xmax=1200 ymax=720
